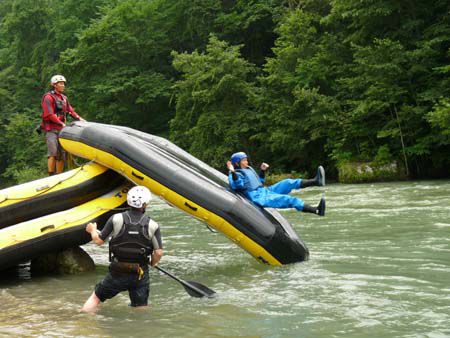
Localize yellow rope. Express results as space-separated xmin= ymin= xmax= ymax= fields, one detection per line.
xmin=0 ymin=160 xmax=95 ymax=204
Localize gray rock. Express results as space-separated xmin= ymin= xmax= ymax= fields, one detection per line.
xmin=338 ymin=161 xmax=406 ymax=183
xmin=31 ymin=246 xmax=95 ymax=275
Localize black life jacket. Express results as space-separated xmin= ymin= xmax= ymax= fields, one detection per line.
xmin=109 ymin=211 xmax=153 ymax=265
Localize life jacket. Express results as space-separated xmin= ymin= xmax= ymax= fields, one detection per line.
xmin=40 ymin=90 xmax=69 ymax=130
xmin=44 ymin=90 xmax=69 ymax=114
xmin=236 ymin=167 xmax=263 ymax=192
xmin=109 ymin=211 xmax=153 ymax=265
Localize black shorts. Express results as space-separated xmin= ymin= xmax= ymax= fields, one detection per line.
xmin=94 ymin=267 xmax=150 ymax=307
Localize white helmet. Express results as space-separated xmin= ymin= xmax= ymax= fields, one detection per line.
xmin=51 ymin=74 xmax=66 ymax=85
xmin=127 ymin=186 xmax=152 ymax=208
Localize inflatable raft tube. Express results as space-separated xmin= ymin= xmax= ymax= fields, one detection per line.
xmin=59 ymin=122 xmax=309 ymax=265
xmin=0 ymin=182 xmax=130 ymax=271
xmin=101 ymin=123 xmax=308 ymax=260
xmin=0 ymin=162 xmax=124 ymax=229
xmin=105 ymin=124 xmax=308 ymax=250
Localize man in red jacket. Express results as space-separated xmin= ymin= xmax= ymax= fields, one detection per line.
xmin=41 ymin=75 xmax=85 ymax=175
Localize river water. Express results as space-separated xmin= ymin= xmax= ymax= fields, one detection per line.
xmin=1 ymin=180 xmax=449 ymax=337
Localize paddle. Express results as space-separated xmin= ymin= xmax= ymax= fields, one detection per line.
xmin=155 ymin=266 xmax=216 ymax=298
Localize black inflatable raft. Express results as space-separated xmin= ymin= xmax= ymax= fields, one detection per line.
xmin=59 ymin=122 xmax=309 ymax=265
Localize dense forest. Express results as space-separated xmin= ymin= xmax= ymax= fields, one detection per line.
xmin=0 ymin=0 xmax=449 ymax=186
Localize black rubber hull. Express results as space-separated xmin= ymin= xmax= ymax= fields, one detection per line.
xmin=0 ymin=205 xmax=126 ymax=271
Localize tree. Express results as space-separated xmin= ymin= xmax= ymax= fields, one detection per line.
xmin=171 ymin=35 xmax=259 ymax=168
xmin=256 ymin=5 xmax=343 ymax=172
xmin=215 ymin=0 xmax=281 ymax=65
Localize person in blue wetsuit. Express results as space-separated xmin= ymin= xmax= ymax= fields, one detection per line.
xmin=226 ymin=152 xmax=326 ymax=216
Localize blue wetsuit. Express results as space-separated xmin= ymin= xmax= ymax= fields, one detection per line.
xmin=228 ymin=167 xmax=305 ymax=211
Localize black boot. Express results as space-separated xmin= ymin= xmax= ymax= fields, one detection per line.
xmin=302 ymin=197 xmax=326 ymax=216
xmin=300 ymin=166 xmax=325 ymax=188
xmin=317 ymin=197 xmax=326 ymax=216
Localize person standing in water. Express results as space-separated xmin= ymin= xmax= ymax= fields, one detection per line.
xmin=81 ymin=186 xmax=163 ymax=312
xmin=227 ymin=152 xmax=326 ymax=216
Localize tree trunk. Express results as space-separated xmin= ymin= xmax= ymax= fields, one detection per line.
xmin=393 ymin=104 xmax=409 ymax=177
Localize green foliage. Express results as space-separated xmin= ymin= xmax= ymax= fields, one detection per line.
xmin=373 ymin=145 xmax=393 ymax=166
xmin=255 ymin=7 xmax=343 ymax=172
xmin=0 ymin=0 xmax=114 ymax=184
xmin=428 ymin=98 xmax=450 ymax=136
xmin=1 ymin=111 xmax=47 ymax=184
xmin=215 ymin=0 xmax=281 ymax=65
xmin=171 ymin=36 xmax=258 ymax=168
xmin=0 ymin=0 xmax=449 ymax=185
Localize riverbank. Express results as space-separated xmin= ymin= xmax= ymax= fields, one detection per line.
xmin=266 ymin=160 xmax=408 ymax=185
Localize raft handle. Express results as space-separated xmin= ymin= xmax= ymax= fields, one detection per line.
xmin=131 ymin=171 xmax=144 ymax=180
xmin=40 ymin=225 xmax=55 ymax=232
xmin=36 ymin=184 xmax=50 ymax=192
xmin=184 ymin=202 xmax=198 ymax=212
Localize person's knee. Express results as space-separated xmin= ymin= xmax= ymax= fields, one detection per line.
xmin=281 ymin=178 xmax=301 ymax=189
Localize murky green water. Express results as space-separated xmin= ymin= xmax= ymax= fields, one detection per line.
xmin=1 ymin=180 xmax=449 ymax=337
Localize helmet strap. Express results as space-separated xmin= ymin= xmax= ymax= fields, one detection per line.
xmin=130 ymin=203 xmax=147 ymax=213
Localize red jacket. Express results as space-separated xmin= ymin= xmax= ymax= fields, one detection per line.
xmin=41 ymin=91 xmax=80 ymax=132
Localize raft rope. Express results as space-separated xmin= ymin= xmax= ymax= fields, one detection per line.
xmin=51 ymin=207 xmax=130 ymax=232
xmin=0 ymin=160 xmax=96 ymax=204
xmin=5 ymin=205 xmax=130 ymax=246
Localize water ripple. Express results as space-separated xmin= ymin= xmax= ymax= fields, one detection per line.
xmin=1 ymin=180 xmax=450 ymax=337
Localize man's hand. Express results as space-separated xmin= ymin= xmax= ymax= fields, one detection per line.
xmin=226 ymin=160 xmax=235 ymax=172
xmin=260 ymin=162 xmax=270 ymax=171
xmin=79 ymin=117 xmax=86 ymax=122
xmin=86 ymin=222 xmax=97 ymax=234
xmin=150 ymin=249 xmax=163 ymax=267
xmin=86 ymin=222 xmax=104 ymax=245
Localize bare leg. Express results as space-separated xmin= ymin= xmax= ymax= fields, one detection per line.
xmin=47 ymin=156 xmax=56 ymax=175
xmin=134 ymin=305 xmax=149 ymax=310
xmin=81 ymin=291 xmax=101 ymax=312
xmin=56 ymin=159 xmax=65 ymax=174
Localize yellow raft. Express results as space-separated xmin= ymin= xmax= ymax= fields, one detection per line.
xmin=0 ymin=162 xmax=124 ymax=229
xmin=0 ymin=182 xmax=130 ymax=271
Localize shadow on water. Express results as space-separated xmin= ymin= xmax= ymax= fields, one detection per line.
xmin=0 ymin=263 xmax=32 ymax=284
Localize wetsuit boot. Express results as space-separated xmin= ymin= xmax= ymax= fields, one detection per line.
xmin=302 ymin=197 xmax=326 ymax=216
xmin=300 ymin=166 xmax=326 ymax=188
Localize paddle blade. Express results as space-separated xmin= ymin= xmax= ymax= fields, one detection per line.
xmin=184 ymin=280 xmax=217 ymax=298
